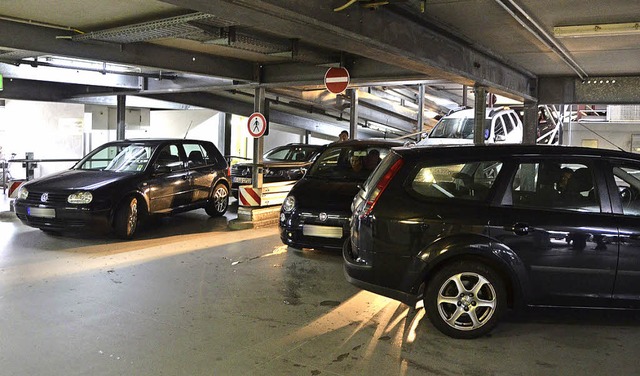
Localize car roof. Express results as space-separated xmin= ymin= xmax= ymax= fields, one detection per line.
xmin=394 ymin=144 xmax=640 ymax=162
xmin=444 ymin=107 xmax=516 ymax=119
xmin=103 ymin=138 xmax=213 ymax=145
xmin=326 ymin=139 xmax=405 ymax=148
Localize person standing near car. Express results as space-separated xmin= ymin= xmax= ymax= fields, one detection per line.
xmin=338 ymin=130 xmax=349 ymax=142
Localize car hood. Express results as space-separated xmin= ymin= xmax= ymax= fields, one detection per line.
xmin=23 ymin=169 xmax=135 ymax=191
xmin=290 ymin=177 xmax=361 ymax=212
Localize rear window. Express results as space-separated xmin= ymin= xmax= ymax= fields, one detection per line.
xmin=410 ymin=160 xmax=503 ymax=201
xmin=264 ymin=145 xmax=321 ymax=162
xmin=308 ymin=145 xmax=390 ymax=181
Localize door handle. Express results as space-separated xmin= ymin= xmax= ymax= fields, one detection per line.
xmin=507 ymin=223 xmax=530 ymax=236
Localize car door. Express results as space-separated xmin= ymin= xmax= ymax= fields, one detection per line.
xmin=488 ymin=158 xmax=618 ymax=307
xmin=606 ymin=160 xmax=640 ymax=306
xmin=147 ymin=143 xmax=191 ymax=213
xmin=183 ymin=142 xmax=215 ymax=204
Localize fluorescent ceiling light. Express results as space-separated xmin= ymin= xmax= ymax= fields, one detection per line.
xmin=554 ymin=22 xmax=640 ymax=38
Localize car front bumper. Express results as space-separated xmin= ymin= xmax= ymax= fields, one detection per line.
xmin=14 ymin=201 xmax=111 ymax=232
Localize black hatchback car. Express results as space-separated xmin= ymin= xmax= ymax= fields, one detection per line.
xmin=15 ymin=139 xmax=230 ymax=239
xmin=230 ymin=143 xmax=325 ymax=198
xmin=345 ymin=144 xmax=640 ymax=338
xmin=279 ymin=139 xmax=403 ymax=251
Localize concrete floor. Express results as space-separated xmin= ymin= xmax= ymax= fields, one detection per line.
xmin=1 ymin=199 xmax=640 ymax=376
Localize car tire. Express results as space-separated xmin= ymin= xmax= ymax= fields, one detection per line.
xmin=114 ymin=196 xmax=141 ymax=240
xmin=425 ymin=260 xmax=506 ymax=339
xmin=205 ymin=183 xmax=229 ymax=217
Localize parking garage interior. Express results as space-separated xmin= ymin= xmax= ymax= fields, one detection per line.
xmin=2 ymin=1 xmax=640 ymax=375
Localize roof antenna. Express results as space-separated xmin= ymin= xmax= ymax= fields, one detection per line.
xmin=183 ymin=121 xmax=194 ymax=139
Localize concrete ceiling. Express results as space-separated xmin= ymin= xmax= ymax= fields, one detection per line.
xmin=1 ymin=0 xmax=639 ymax=137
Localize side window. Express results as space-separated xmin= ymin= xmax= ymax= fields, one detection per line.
xmin=493 ymin=117 xmax=506 ymax=137
xmin=183 ymin=143 xmax=209 ymax=167
xmin=155 ymin=144 xmax=184 ymax=171
xmin=503 ymin=114 xmax=514 ymax=133
xmin=509 ymin=113 xmax=520 ymax=129
xmin=510 ymin=161 xmax=599 ymax=212
xmin=612 ymin=164 xmax=640 ymax=216
xmin=411 ymin=161 xmax=502 ymax=201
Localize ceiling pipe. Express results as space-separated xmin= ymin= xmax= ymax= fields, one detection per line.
xmin=494 ymin=0 xmax=587 ymax=80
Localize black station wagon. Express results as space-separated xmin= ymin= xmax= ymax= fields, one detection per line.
xmin=345 ymin=144 xmax=640 ymax=338
xmin=14 ymin=139 xmax=230 ymax=239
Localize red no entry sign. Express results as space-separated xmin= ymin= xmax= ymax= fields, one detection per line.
xmin=324 ymin=67 xmax=350 ymax=94
xmin=247 ymin=112 xmax=267 ymax=138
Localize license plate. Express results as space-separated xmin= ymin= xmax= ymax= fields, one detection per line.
xmin=27 ymin=207 xmax=56 ymax=218
xmin=232 ymin=177 xmax=252 ymax=184
xmin=303 ymin=224 xmax=343 ymax=238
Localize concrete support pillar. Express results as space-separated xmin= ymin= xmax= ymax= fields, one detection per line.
xmin=473 ymin=86 xmax=487 ymax=145
xmin=462 ymin=85 xmax=468 ymax=107
xmin=523 ymin=100 xmax=539 ymax=145
xmin=116 ymin=95 xmax=126 ymax=141
xmin=349 ymin=88 xmax=358 ymax=140
xmin=218 ymin=112 xmax=231 ymax=163
xmin=252 ymin=87 xmax=266 ymax=189
xmin=417 ymin=84 xmax=425 ymax=141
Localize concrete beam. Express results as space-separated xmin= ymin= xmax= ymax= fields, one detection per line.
xmin=162 ymin=0 xmax=536 ymax=100
xmin=144 ymin=92 xmax=383 ymax=138
xmin=539 ymin=76 xmax=640 ymax=104
xmin=0 ymin=62 xmax=142 ymax=89
xmin=0 ymin=19 xmax=255 ymax=82
xmin=0 ymin=78 xmax=136 ymax=102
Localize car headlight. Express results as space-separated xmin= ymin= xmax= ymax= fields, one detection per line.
xmin=17 ymin=187 xmax=29 ymax=200
xmin=282 ymin=195 xmax=296 ymax=213
xmin=68 ymin=191 xmax=93 ymax=204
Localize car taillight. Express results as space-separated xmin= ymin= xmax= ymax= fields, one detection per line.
xmin=227 ymin=166 xmax=231 ymax=177
xmin=361 ymin=158 xmax=404 ymax=217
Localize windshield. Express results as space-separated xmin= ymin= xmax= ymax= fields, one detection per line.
xmin=264 ymin=145 xmax=321 ymax=162
xmin=75 ymin=143 xmax=154 ymax=172
xmin=428 ymin=118 xmax=491 ymax=139
xmin=307 ymin=145 xmax=390 ymax=181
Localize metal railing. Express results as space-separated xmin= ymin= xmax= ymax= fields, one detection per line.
xmin=2 ymin=158 xmax=80 ymax=195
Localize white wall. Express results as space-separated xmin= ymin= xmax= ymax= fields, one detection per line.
xmin=563 ymin=121 xmax=640 ymax=152
xmin=150 ymin=109 xmax=220 ymax=144
xmin=0 ymin=100 xmax=84 ymax=179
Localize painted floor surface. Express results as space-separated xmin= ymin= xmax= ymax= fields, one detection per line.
xmin=1 ymin=206 xmax=639 ymax=376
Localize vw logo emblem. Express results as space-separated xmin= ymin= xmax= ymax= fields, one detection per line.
xmin=40 ymin=193 xmax=49 ymax=202
xmin=318 ymin=212 xmax=328 ymax=222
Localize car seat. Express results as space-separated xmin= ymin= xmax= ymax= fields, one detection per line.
xmin=562 ymin=167 xmax=594 ymax=205
xmin=188 ymin=150 xmax=205 ymax=166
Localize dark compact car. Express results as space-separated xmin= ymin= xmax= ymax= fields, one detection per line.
xmin=345 ymin=144 xmax=640 ymax=338
xmin=14 ymin=139 xmax=230 ymax=239
xmin=280 ymin=139 xmax=403 ymax=250
xmin=230 ymin=143 xmax=325 ymax=198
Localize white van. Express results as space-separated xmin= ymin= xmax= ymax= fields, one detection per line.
xmin=418 ymin=107 xmax=523 ymax=146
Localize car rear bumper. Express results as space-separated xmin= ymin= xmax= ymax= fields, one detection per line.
xmin=342 ymin=238 xmax=420 ymax=306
